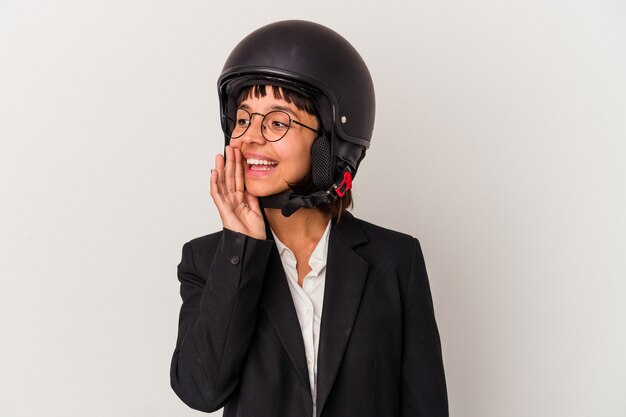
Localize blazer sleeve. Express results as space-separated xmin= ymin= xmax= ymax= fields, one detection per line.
xmin=400 ymin=238 xmax=449 ymax=417
xmin=170 ymin=228 xmax=274 ymax=412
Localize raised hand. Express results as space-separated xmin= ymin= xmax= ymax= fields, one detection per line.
xmin=210 ymin=145 xmax=266 ymax=240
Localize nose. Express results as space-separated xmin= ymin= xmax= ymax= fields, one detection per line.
xmin=239 ymin=114 xmax=266 ymax=145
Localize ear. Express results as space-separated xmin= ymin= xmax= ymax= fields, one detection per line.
xmin=311 ymin=134 xmax=333 ymax=190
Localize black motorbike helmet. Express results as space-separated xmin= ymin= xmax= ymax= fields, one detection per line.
xmin=218 ymin=20 xmax=375 ymax=217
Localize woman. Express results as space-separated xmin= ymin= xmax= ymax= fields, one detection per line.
xmin=170 ymin=20 xmax=448 ymax=417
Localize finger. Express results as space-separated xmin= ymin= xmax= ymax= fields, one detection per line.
xmin=215 ymin=152 xmax=224 ymax=171
xmin=234 ymin=147 xmax=245 ymax=193
xmin=224 ymin=145 xmax=235 ymax=194
xmin=215 ymin=153 xmax=226 ymax=198
xmin=210 ymin=169 xmax=227 ymax=209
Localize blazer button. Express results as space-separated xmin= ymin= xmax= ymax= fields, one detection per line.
xmin=230 ymin=255 xmax=240 ymax=265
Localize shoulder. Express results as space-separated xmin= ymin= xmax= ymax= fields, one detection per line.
xmin=351 ymin=215 xmax=417 ymax=246
xmin=180 ymin=230 xmax=224 ymax=260
xmin=186 ymin=230 xmax=224 ymax=247
xmin=345 ymin=213 xmax=422 ymax=267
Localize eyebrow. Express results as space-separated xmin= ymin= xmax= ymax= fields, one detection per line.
xmin=239 ymin=103 xmax=300 ymax=119
xmin=270 ymin=104 xmax=299 ymax=119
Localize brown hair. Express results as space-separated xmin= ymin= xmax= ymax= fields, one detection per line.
xmin=235 ymin=84 xmax=353 ymax=220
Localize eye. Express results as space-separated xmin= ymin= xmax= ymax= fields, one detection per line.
xmin=236 ymin=118 xmax=250 ymax=126
xmin=266 ymin=111 xmax=291 ymax=131
xmin=271 ymin=120 xmax=288 ymax=130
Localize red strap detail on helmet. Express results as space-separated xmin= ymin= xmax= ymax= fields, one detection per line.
xmin=335 ymin=171 xmax=353 ymax=197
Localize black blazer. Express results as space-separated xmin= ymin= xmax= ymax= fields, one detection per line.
xmin=170 ymin=212 xmax=448 ymax=417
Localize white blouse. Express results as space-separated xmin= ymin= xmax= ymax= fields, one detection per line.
xmin=270 ymin=219 xmax=332 ymax=417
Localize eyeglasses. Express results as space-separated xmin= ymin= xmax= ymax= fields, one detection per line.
xmin=222 ymin=107 xmax=319 ymax=142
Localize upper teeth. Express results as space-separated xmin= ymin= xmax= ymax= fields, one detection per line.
xmin=247 ymin=158 xmax=277 ymax=166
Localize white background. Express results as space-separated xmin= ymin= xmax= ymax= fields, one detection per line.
xmin=1 ymin=1 xmax=625 ymax=416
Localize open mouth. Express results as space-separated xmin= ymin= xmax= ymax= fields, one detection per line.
xmin=246 ymin=158 xmax=278 ymax=171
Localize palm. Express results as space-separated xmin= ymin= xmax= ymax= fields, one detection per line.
xmin=210 ymin=146 xmax=266 ymax=240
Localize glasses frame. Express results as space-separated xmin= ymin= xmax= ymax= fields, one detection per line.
xmin=223 ymin=107 xmax=319 ymax=142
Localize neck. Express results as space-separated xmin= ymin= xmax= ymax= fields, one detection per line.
xmin=264 ymin=207 xmax=331 ymax=249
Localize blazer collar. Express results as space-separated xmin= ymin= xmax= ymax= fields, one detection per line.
xmin=316 ymin=212 xmax=369 ymax=416
xmin=260 ymin=212 xmax=370 ymax=416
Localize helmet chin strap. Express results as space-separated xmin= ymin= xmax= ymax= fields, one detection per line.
xmin=257 ymin=169 xmax=353 ymax=217
xmin=258 ymin=192 xmax=292 ymax=210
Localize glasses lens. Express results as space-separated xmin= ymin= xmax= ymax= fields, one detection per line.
xmin=223 ymin=109 xmax=292 ymax=141
xmin=263 ymin=111 xmax=291 ymax=142
xmin=225 ymin=108 xmax=251 ymax=139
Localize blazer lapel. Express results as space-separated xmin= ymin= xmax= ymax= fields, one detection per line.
xmin=260 ymin=241 xmax=312 ymax=394
xmin=316 ymin=213 xmax=369 ymax=417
